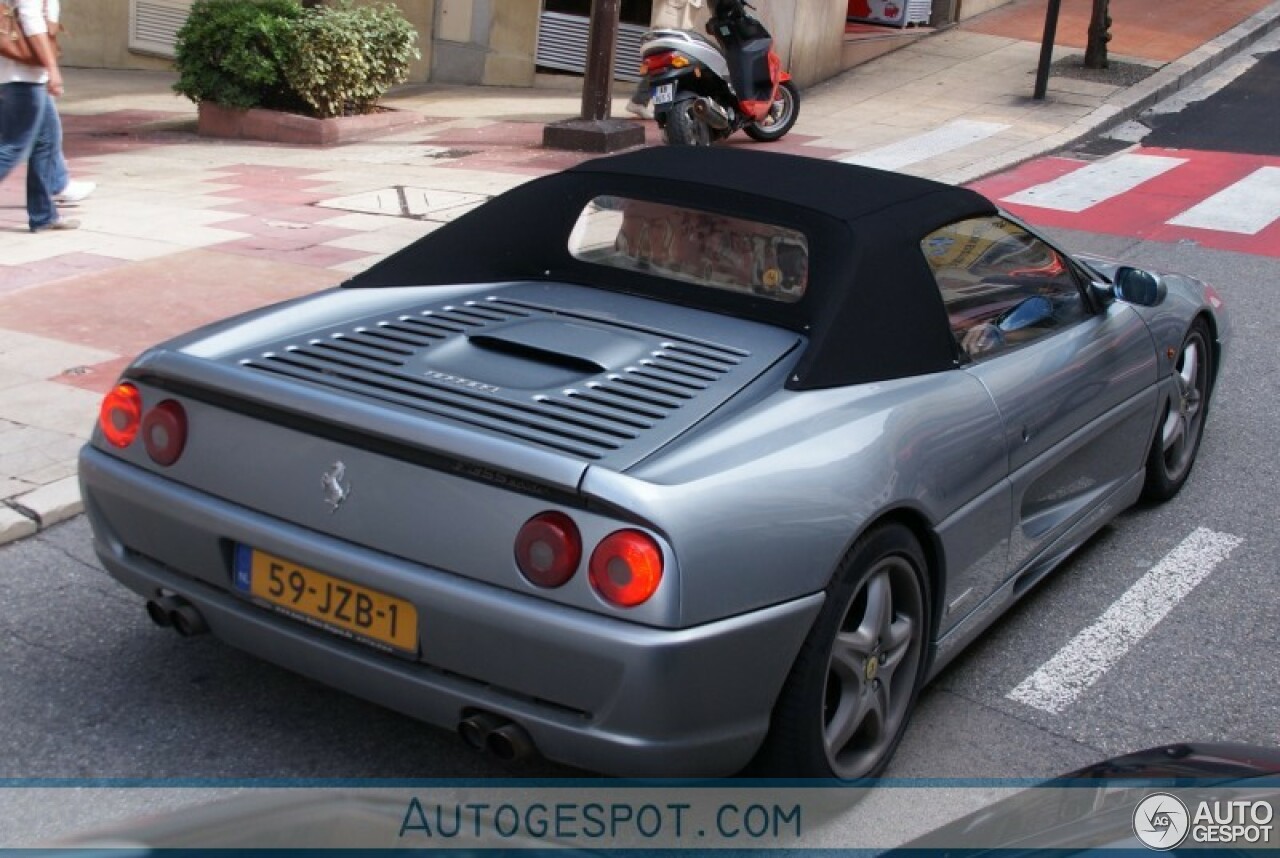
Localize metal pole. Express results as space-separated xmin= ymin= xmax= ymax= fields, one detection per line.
xmin=581 ymin=0 xmax=622 ymax=121
xmin=1033 ymin=0 xmax=1063 ymax=100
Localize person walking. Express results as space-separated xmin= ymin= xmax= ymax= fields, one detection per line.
xmin=1 ymin=0 xmax=80 ymax=231
xmin=626 ymin=0 xmax=710 ymax=119
xmin=40 ymin=0 xmax=93 ymax=205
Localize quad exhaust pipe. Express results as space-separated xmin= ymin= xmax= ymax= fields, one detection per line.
xmin=458 ymin=711 xmax=536 ymax=761
xmin=145 ymin=594 xmax=209 ymax=637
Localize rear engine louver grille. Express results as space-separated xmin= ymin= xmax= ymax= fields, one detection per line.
xmin=239 ymin=297 xmax=749 ymax=462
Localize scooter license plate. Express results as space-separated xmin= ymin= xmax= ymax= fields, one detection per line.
xmin=652 ymin=83 xmax=675 ymax=105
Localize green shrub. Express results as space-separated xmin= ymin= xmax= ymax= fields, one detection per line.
xmin=284 ymin=2 xmax=420 ymax=119
xmin=173 ymin=0 xmax=419 ymax=119
xmin=173 ymin=0 xmax=307 ymax=112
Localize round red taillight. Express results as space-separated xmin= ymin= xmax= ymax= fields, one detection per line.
xmin=99 ymin=383 xmax=142 ymax=448
xmin=141 ymin=399 xmax=188 ymax=466
xmin=515 ymin=512 xmax=582 ymax=588
xmin=589 ymin=530 xmax=664 ymax=608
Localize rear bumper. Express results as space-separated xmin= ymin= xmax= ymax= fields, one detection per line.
xmin=79 ymin=447 xmax=822 ymax=777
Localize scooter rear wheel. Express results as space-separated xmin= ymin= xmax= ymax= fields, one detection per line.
xmin=662 ymin=98 xmax=712 ymax=147
xmin=744 ymin=80 xmax=800 ymax=142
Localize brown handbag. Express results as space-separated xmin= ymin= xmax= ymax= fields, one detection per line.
xmin=0 ymin=1 xmax=59 ymax=67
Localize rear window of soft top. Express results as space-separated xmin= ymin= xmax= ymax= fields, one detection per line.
xmin=569 ymin=196 xmax=809 ymax=303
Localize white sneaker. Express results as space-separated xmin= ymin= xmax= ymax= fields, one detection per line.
xmin=55 ymin=180 xmax=96 ymax=205
xmin=625 ymin=101 xmax=653 ymax=120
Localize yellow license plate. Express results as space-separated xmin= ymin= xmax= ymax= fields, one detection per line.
xmin=234 ymin=547 xmax=418 ymax=653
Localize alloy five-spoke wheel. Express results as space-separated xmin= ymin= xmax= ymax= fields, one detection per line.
xmin=1143 ymin=319 xmax=1213 ymax=501
xmin=822 ymin=554 xmax=923 ymax=777
xmin=757 ymin=523 xmax=929 ymax=779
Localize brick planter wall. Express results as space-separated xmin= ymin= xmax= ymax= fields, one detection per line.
xmin=197 ymin=102 xmax=425 ymax=145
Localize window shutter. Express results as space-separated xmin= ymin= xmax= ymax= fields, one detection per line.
xmin=129 ymin=0 xmax=193 ymax=58
xmin=535 ymin=11 xmax=645 ymax=81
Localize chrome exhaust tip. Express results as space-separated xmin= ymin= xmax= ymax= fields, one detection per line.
xmin=170 ymin=601 xmax=209 ymax=637
xmin=486 ymin=722 xmax=535 ymax=761
xmin=145 ymin=594 xmax=209 ymax=636
xmin=144 ymin=598 xmax=174 ymax=628
xmin=457 ymin=711 xmax=509 ymax=752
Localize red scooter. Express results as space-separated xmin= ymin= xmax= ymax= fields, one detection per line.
xmin=639 ymin=0 xmax=800 ymax=146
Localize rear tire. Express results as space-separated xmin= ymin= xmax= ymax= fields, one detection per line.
xmin=755 ymin=523 xmax=930 ymax=779
xmin=662 ymin=98 xmax=711 ymax=147
xmin=744 ymin=80 xmax=800 ymax=142
xmin=1142 ymin=319 xmax=1213 ymax=501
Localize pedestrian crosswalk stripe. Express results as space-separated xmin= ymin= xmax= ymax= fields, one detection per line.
xmin=1007 ymin=527 xmax=1243 ymax=715
xmin=1166 ymin=166 xmax=1280 ymax=235
xmin=841 ymin=120 xmax=1009 ymax=171
xmin=1001 ymin=153 xmax=1188 ymax=213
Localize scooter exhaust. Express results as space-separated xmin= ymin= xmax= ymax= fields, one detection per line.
xmin=692 ymin=97 xmax=731 ymax=130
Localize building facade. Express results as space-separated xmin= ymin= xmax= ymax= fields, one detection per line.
xmin=62 ymin=0 xmax=1011 ymax=91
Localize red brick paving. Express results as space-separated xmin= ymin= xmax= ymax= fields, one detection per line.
xmin=214 ymin=239 xmax=372 ymax=269
xmin=962 ymin=0 xmax=1274 ymax=63
xmin=60 ymin=110 xmax=196 ymax=160
xmin=215 ymin=201 xmax=346 ymax=222
xmin=0 ymin=250 xmax=343 ymax=365
xmin=0 ymin=254 xmax=129 ymax=297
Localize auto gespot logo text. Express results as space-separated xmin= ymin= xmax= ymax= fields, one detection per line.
xmin=1190 ymin=799 xmax=1274 ymax=844
xmin=1135 ymin=793 xmax=1274 ymax=850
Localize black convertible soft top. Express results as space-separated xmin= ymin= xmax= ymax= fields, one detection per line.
xmin=343 ymin=146 xmax=996 ymax=389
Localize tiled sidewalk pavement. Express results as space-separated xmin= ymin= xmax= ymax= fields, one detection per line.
xmin=0 ymin=89 xmax=624 ymax=542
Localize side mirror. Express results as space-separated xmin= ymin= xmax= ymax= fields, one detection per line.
xmin=1089 ymin=280 xmax=1116 ymax=308
xmin=1114 ymin=266 xmax=1167 ymax=306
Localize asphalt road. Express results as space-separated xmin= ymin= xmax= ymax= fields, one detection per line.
xmin=2 ymin=46 xmax=1279 ymax=848
xmin=1144 ymin=46 xmax=1280 ymax=156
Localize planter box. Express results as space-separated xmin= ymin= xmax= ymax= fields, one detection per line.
xmin=197 ymin=102 xmax=425 ymax=145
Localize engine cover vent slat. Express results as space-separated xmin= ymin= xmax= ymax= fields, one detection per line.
xmin=256 ymin=354 xmax=623 ymax=457
xmin=232 ymin=284 xmax=800 ymax=468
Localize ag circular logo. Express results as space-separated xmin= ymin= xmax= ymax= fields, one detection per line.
xmin=1133 ymin=793 xmax=1190 ymax=850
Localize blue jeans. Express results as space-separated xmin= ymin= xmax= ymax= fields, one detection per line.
xmin=46 ymin=99 xmax=69 ymax=195
xmin=0 ymin=82 xmax=62 ymax=230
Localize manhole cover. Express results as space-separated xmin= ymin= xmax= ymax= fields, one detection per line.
xmin=316 ymin=186 xmax=488 ymax=220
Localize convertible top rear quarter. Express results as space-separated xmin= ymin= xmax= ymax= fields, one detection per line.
xmin=82 ymin=147 xmax=1227 ymax=778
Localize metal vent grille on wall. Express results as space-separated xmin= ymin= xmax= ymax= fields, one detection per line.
xmin=130 ymin=0 xmax=193 ymax=58
xmin=536 ymin=11 xmax=646 ymax=82
xmin=904 ymin=0 xmax=933 ymax=26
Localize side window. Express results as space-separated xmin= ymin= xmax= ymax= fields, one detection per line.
xmin=920 ymin=216 xmax=1087 ymax=360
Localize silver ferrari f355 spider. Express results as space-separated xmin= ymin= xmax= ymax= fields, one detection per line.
xmin=80 ymin=147 xmax=1227 ymax=779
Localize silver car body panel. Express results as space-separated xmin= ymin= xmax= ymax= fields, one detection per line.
xmin=82 ymin=448 xmax=821 ymax=777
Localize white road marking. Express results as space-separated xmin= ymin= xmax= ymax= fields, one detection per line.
xmin=841 ymin=120 xmax=1009 ymax=170
xmin=1167 ymin=166 xmax=1280 ymax=235
xmin=1006 ymin=527 xmax=1243 ymax=715
xmin=1001 ymin=153 xmax=1187 ymax=212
